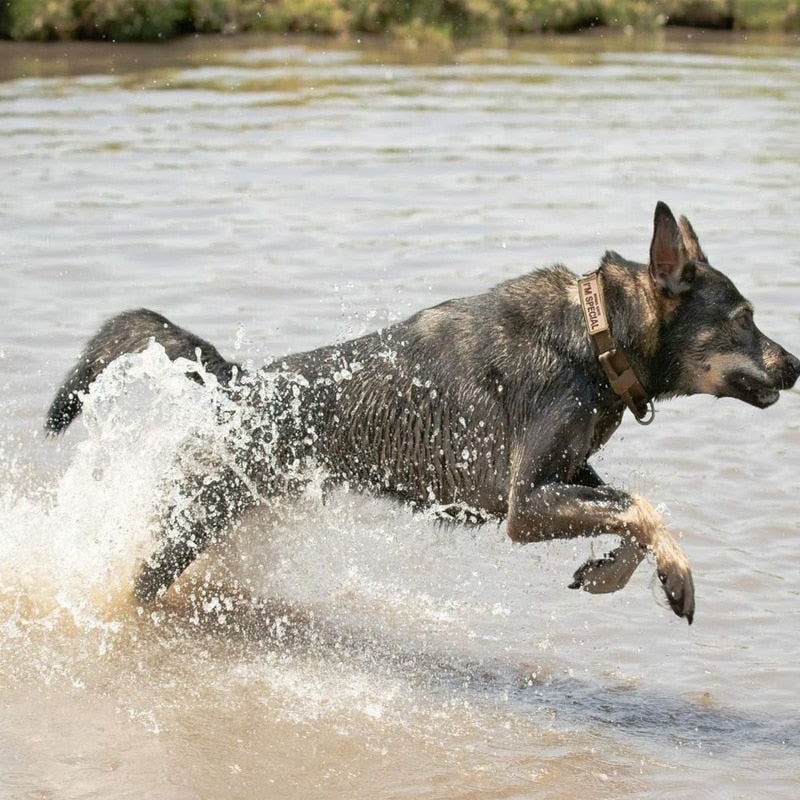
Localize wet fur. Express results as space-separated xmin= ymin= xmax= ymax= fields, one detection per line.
xmin=46 ymin=203 xmax=800 ymax=624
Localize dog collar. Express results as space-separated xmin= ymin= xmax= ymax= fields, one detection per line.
xmin=577 ymin=271 xmax=655 ymax=425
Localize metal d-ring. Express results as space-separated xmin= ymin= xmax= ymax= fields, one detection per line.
xmin=636 ymin=399 xmax=656 ymax=426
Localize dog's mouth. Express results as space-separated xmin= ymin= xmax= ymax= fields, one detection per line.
xmin=727 ymin=371 xmax=781 ymax=409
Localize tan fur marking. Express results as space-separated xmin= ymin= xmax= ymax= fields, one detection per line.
xmin=685 ymin=351 xmax=766 ymax=395
xmin=693 ymin=330 xmax=714 ymax=348
xmin=762 ymin=344 xmax=784 ymax=370
xmin=619 ymin=495 xmax=694 ymax=615
xmin=565 ymin=281 xmax=580 ymax=306
xmin=617 ymin=495 xmax=662 ymax=546
xmin=414 ymin=307 xmax=449 ymax=340
xmin=655 ymin=293 xmax=682 ymax=324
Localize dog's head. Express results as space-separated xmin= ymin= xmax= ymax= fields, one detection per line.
xmin=648 ymin=201 xmax=800 ymax=408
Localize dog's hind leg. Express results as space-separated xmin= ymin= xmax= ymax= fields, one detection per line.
xmin=134 ymin=460 xmax=257 ymax=604
xmin=507 ymin=483 xmax=695 ymax=623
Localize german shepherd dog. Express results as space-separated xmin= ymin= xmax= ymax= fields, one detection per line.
xmin=46 ymin=203 xmax=799 ymax=624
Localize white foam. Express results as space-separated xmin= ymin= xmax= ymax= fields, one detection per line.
xmin=0 ymin=344 xmax=231 ymax=622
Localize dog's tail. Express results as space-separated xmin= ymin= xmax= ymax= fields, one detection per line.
xmin=45 ymin=309 xmax=239 ymax=435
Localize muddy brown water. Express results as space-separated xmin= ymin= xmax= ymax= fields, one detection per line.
xmin=1 ymin=30 xmax=799 ymax=800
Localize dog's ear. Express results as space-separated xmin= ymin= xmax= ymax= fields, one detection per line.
xmin=677 ymin=214 xmax=708 ymax=264
xmin=649 ymin=201 xmax=695 ymax=295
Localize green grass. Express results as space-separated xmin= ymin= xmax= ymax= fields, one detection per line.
xmin=1 ymin=0 xmax=798 ymax=41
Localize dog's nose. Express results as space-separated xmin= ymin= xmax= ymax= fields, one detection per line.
xmin=784 ymin=350 xmax=800 ymax=388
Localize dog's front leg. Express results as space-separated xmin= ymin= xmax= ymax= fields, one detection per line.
xmin=571 ymin=461 xmax=605 ymax=488
xmin=567 ymin=462 xmax=646 ymax=592
xmin=507 ymin=482 xmax=695 ymax=623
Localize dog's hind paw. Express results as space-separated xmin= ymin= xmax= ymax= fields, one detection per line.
xmin=569 ymin=540 xmax=646 ymax=594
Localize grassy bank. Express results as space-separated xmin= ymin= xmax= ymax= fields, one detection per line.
xmin=1 ymin=0 xmax=798 ymax=42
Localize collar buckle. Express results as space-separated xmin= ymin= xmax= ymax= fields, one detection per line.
xmin=598 ymin=350 xmax=638 ymax=395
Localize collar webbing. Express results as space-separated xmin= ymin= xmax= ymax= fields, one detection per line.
xmin=577 ymin=271 xmax=655 ymax=425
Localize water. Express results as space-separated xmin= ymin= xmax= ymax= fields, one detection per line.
xmin=1 ymin=30 xmax=799 ymax=799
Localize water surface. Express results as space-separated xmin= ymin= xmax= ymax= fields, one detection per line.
xmin=1 ymin=31 xmax=799 ymax=800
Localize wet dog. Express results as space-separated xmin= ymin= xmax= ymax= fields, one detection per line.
xmin=46 ymin=202 xmax=800 ymax=623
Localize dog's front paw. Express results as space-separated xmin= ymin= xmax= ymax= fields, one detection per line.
xmin=569 ymin=540 xmax=646 ymax=594
xmin=657 ymin=562 xmax=695 ymax=625
xmin=653 ymin=536 xmax=695 ymax=624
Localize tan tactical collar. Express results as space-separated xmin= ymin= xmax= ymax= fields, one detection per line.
xmin=578 ymin=271 xmax=655 ymax=425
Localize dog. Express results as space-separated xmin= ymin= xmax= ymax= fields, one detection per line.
xmin=46 ymin=202 xmax=800 ymax=624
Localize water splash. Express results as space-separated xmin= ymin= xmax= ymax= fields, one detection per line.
xmin=0 ymin=344 xmax=231 ymax=625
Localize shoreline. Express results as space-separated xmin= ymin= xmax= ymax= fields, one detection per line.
xmin=2 ymin=26 xmax=798 ymax=82
xmin=1 ymin=0 xmax=799 ymax=44
xmin=2 ymin=26 xmax=799 ymax=81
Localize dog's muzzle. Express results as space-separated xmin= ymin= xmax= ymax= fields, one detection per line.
xmin=728 ymin=348 xmax=799 ymax=409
